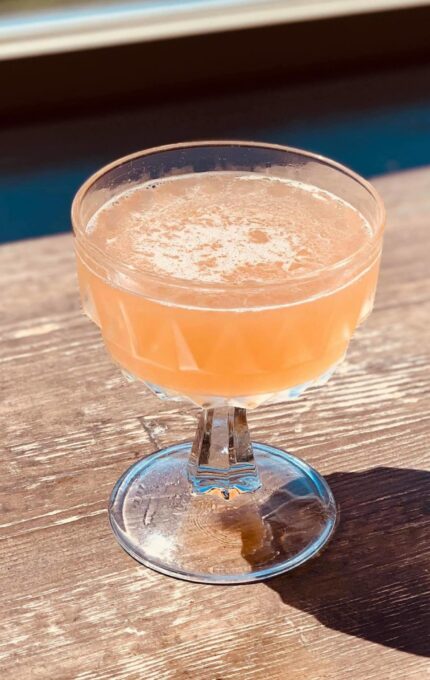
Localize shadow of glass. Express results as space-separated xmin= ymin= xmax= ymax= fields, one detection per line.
xmin=245 ymin=466 xmax=430 ymax=657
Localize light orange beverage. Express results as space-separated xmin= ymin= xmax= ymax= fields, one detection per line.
xmin=75 ymin=171 xmax=381 ymax=406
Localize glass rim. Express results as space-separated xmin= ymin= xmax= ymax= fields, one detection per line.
xmin=71 ymin=140 xmax=386 ymax=294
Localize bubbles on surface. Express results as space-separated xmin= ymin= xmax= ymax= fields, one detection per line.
xmin=86 ymin=172 xmax=371 ymax=285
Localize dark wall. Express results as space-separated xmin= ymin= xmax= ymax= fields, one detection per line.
xmin=1 ymin=6 xmax=430 ymax=242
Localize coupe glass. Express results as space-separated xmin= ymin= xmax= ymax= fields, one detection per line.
xmin=72 ymin=142 xmax=385 ymax=584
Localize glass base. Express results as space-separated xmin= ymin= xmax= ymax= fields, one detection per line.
xmin=109 ymin=443 xmax=337 ymax=584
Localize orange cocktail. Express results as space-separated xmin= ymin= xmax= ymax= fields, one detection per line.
xmin=72 ymin=142 xmax=385 ymax=584
xmin=75 ymin=169 xmax=381 ymax=406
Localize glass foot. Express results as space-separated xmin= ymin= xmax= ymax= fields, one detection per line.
xmin=109 ymin=443 xmax=337 ymax=584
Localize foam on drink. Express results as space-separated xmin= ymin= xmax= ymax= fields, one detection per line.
xmin=87 ymin=172 xmax=372 ymax=286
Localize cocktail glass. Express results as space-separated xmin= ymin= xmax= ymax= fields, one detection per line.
xmin=72 ymin=142 xmax=385 ymax=584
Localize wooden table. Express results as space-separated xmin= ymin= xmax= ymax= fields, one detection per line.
xmin=1 ymin=167 xmax=429 ymax=679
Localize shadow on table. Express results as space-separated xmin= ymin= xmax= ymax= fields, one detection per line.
xmin=263 ymin=466 xmax=430 ymax=657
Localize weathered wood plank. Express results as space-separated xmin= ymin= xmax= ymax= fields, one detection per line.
xmin=0 ymin=166 xmax=429 ymax=679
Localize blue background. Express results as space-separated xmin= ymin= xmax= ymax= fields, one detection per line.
xmin=1 ymin=64 xmax=429 ymax=243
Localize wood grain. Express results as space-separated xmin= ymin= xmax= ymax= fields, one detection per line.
xmin=1 ymin=167 xmax=430 ymax=679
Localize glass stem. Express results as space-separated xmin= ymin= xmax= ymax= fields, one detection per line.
xmin=188 ymin=407 xmax=261 ymax=499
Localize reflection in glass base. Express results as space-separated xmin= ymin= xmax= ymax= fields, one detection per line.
xmin=109 ymin=443 xmax=337 ymax=584
xmin=121 ymin=358 xmax=343 ymax=410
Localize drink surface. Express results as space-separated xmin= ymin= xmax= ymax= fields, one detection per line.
xmin=87 ymin=171 xmax=371 ymax=288
xmin=77 ymin=171 xmax=380 ymax=406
